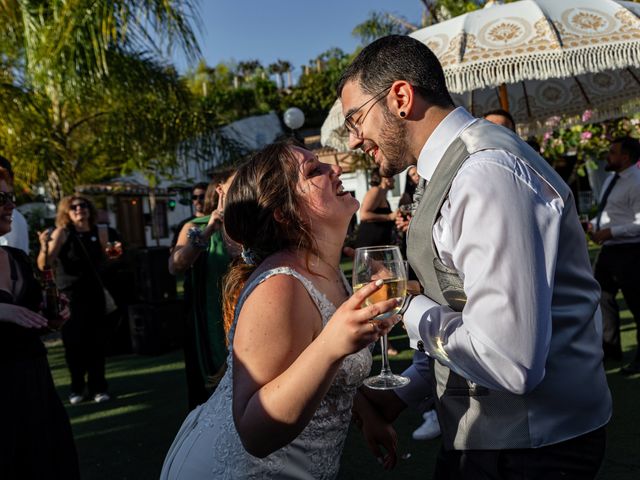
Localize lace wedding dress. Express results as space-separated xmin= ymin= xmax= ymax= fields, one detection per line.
xmin=160 ymin=267 xmax=372 ymax=479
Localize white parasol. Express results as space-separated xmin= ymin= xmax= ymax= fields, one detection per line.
xmin=321 ymin=0 xmax=640 ymax=150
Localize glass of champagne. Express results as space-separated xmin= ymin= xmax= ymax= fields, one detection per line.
xmin=353 ymin=245 xmax=410 ymax=389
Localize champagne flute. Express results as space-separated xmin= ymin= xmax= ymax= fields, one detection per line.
xmin=353 ymin=245 xmax=410 ymax=389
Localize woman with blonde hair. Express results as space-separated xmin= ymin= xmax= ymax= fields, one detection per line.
xmin=38 ymin=194 xmax=121 ymax=405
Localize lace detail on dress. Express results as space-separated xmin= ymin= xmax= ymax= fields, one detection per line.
xmin=161 ymin=267 xmax=372 ymax=480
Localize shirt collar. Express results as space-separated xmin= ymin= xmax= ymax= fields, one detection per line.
xmin=416 ymin=107 xmax=477 ymax=181
xmin=619 ymin=163 xmax=640 ymax=178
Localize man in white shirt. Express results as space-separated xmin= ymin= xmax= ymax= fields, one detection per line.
xmin=589 ymin=137 xmax=640 ymax=372
xmin=0 ymin=156 xmax=29 ymax=254
xmin=338 ymin=35 xmax=611 ymax=479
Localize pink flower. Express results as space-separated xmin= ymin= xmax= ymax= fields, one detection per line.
xmin=581 ymin=110 xmax=593 ymax=122
xmin=545 ymin=116 xmax=561 ymax=128
xmin=581 ymin=131 xmax=592 ymax=140
xmin=543 ymin=131 xmax=553 ymax=141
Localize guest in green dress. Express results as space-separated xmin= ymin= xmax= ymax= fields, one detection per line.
xmin=169 ymin=169 xmax=238 ymax=409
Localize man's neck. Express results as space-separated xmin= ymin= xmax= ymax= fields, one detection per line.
xmin=407 ymin=104 xmax=455 ymax=161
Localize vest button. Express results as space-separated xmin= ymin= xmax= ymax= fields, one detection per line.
xmin=417 ymin=340 xmax=425 ymax=352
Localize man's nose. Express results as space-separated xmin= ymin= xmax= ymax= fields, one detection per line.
xmin=347 ymin=130 xmax=363 ymax=151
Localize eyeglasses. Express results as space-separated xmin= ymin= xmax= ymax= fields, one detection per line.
xmin=70 ymin=202 xmax=89 ymax=211
xmin=191 ymin=194 xmax=205 ymax=201
xmin=343 ymin=87 xmax=391 ymax=138
xmin=0 ymin=192 xmax=16 ymax=206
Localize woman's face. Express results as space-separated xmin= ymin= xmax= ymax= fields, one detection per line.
xmin=381 ymin=176 xmax=395 ymax=190
xmin=293 ymin=147 xmax=359 ymax=223
xmin=68 ymin=198 xmax=91 ymax=225
xmin=0 ymin=179 xmax=15 ymax=237
xmin=408 ymin=167 xmax=420 ymax=185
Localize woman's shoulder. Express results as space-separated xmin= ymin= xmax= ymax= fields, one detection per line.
xmin=242 ymin=253 xmax=320 ymax=308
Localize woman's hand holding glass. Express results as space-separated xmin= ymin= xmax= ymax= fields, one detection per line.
xmin=353 ymin=246 xmax=410 ymax=389
xmin=320 ymin=279 xmax=401 ymax=361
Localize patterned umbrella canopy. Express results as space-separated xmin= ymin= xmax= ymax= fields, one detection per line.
xmin=321 ymin=0 xmax=640 ymax=150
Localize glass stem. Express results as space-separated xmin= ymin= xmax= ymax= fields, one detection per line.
xmin=379 ymin=333 xmax=392 ymax=376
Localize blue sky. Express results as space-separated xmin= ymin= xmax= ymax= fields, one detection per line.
xmin=167 ymin=0 xmax=424 ymax=75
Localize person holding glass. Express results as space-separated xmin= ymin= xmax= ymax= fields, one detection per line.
xmin=0 ymin=167 xmax=80 ymax=479
xmin=169 ymin=169 xmax=238 ymax=410
xmin=37 ymin=195 xmax=121 ymax=405
xmin=338 ymin=35 xmax=611 ymax=478
xmin=161 ymin=142 xmax=401 ymax=479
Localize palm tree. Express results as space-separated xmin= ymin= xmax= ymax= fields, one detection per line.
xmin=0 ymin=0 xmax=218 ymax=196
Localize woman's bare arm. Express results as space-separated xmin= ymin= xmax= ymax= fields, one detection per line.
xmin=359 ymin=187 xmax=395 ymax=222
xmin=232 ymin=274 xmax=399 ymax=457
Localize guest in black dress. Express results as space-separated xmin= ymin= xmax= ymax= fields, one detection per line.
xmin=37 ymin=195 xmax=121 ymax=405
xmin=354 ymin=168 xmax=397 ymax=248
xmin=0 ymin=168 xmax=79 ymax=479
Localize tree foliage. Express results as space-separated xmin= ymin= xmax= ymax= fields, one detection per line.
xmin=0 ymin=0 xmax=235 ymax=199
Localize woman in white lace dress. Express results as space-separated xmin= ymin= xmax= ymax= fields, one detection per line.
xmin=161 ymin=142 xmax=400 ymax=479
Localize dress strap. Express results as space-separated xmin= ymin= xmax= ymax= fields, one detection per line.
xmin=227 ymin=267 xmax=328 ymax=347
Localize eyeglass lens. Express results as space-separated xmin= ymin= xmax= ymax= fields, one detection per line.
xmin=71 ymin=203 xmax=88 ymax=210
xmin=192 ymin=194 xmax=205 ymax=201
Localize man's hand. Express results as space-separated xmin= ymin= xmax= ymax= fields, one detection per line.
xmin=590 ymin=228 xmax=613 ymax=245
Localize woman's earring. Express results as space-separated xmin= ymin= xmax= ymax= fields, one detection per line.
xmin=399 ymin=111 xmax=406 ymax=118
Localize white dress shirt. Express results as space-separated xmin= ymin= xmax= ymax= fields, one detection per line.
xmin=594 ymin=164 xmax=640 ymax=245
xmin=397 ymin=107 xmax=585 ymax=403
xmin=0 ymin=208 xmax=29 ymax=254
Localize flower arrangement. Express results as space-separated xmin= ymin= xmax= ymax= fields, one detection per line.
xmin=539 ymin=111 xmax=640 ymax=176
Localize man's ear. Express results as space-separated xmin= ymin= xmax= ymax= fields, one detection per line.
xmin=389 ymin=80 xmax=415 ymax=118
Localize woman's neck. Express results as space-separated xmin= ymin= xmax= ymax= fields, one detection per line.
xmin=73 ymin=221 xmax=90 ymax=232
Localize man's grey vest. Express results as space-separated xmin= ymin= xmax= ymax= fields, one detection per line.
xmin=407 ymin=119 xmax=610 ymax=450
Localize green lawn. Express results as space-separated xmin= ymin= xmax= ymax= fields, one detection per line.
xmin=47 ymin=302 xmax=639 ymax=480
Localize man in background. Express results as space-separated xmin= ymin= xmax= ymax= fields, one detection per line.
xmin=589 ymin=137 xmax=640 ymax=373
xmin=483 ymin=108 xmax=516 ymax=132
xmin=0 ymin=155 xmax=29 ymax=254
xmin=170 ymin=182 xmax=208 ymax=248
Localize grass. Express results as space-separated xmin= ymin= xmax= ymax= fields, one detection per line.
xmin=47 ymin=302 xmax=639 ymax=480
xmin=47 ymin=242 xmax=637 ymax=479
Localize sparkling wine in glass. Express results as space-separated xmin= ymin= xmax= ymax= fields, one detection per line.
xmin=353 ymin=245 xmax=410 ymax=389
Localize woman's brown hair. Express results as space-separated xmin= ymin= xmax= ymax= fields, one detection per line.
xmin=221 ymin=142 xmax=318 ymax=333
xmin=55 ymin=195 xmax=98 ymax=229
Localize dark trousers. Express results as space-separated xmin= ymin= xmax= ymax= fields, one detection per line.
xmin=433 ymin=427 xmax=606 ymax=480
xmin=594 ymin=243 xmax=640 ymax=361
xmin=183 ymin=323 xmax=209 ymax=411
xmin=0 ymin=356 xmax=80 ymax=480
xmin=63 ymin=336 xmax=108 ymax=396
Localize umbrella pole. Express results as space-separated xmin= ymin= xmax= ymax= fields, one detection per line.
xmin=498 ymin=83 xmax=509 ymax=112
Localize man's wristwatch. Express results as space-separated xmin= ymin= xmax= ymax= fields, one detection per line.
xmin=186 ymin=227 xmax=208 ymax=250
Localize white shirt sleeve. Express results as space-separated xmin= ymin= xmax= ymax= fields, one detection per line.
xmin=403 ymin=152 xmax=563 ymax=395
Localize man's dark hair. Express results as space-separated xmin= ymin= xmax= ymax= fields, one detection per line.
xmin=0 ymin=155 xmax=13 ymax=180
xmin=193 ymin=182 xmax=208 ymax=192
xmin=483 ymin=109 xmax=516 ymax=131
xmin=612 ymin=136 xmax=640 ymax=163
xmin=337 ymin=35 xmax=454 ymax=108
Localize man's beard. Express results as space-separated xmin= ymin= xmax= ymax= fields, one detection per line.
xmin=377 ymin=106 xmax=410 ymax=177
